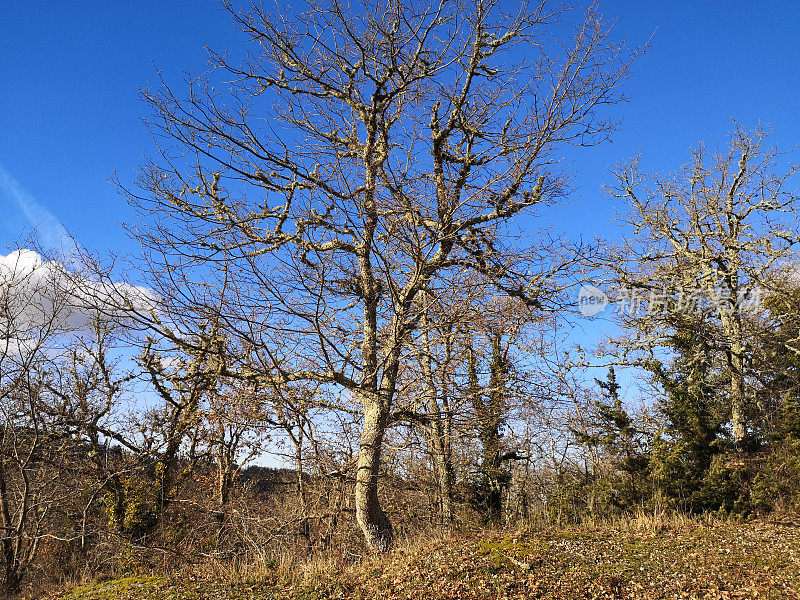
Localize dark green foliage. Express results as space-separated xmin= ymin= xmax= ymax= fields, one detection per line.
xmin=104 ymin=476 xmax=159 ymax=540
xmin=643 ymin=324 xmax=739 ymax=512
xmin=619 ymin=316 xmax=800 ymax=516
xmin=570 ymin=367 xmax=649 ymax=514
xmin=750 ymin=394 xmax=800 ymax=513
xmin=646 ymin=289 xmax=800 ymax=514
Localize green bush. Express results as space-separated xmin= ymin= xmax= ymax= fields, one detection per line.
xmin=752 ymin=437 xmax=800 ymax=513
xmin=693 ymin=453 xmax=751 ymax=516
xmin=104 ymin=477 xmax=159 ymax=539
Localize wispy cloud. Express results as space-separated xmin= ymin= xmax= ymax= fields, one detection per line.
xmin=0 ymin=165 xmax=78 ymax=257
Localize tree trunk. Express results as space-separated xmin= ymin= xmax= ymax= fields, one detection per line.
xmin=0 ymin=529 xmax=22 ymax=594
xmin=420 ymin=309 xmax=454 ymax=525
xmin=730 ymin=347 xmax=747 ymax=444
xmin=158 ymin=446 xmax=179 ymax=513
xmin=433 ymin=448 xmax=454 ymax=523
xmin=423 ymin=411 xmax=454 ymax=524
xmin=107 ymin=474 xmax=127 ymax=532
xmin=723 ymin=312 xmax=747 ymax=445
xmin=0 ymin=452 xmax=21 ymax=596
xmin=216 ymin=456 xmax=233 ymax=519
xmin=355 ymin=401 xmax=393 ymax=552
xmin=2 ymin=560 xmax=21 ymax=597
xmin=484 ymin=448 xmax=504 ymax=524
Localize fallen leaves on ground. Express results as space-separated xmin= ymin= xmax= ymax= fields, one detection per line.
xmin=52 ymin=521 xmax=800 ymax=600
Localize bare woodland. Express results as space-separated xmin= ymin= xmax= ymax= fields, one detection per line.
xmin=3 ymin=0 xmax=800 ymax=597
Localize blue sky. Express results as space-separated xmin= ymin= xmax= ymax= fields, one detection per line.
xmin=1 ymin=0 xmax=798 ymax=431
xmin=2 ymin=0 xmax=800 ymax=263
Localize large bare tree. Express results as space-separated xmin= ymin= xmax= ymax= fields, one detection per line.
xmin=125 ymin=0 xmax=636 ymax=550
xmin=610 ymin=126 xmax=800 ymax=444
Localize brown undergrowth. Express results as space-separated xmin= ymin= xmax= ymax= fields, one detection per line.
xmin=48 ymin=517 xmax=800 ymax=600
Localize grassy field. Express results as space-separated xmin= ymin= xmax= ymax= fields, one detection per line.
xmin=50 ymin=519 xmax=800 ymax=600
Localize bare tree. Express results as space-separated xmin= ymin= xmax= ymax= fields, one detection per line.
xmin=202 ymin=380 xmax=269 ymax=518
xmin=139 ymin=327 xmax=225 ymax=514
xmin=416 ymin=295 xmax=458 ymax=525
xmin=610 ymin=126 xmax=800 ymax=444
xmin=0 ymin=250 xmax=102 ymax=593
xmin=125 ymin=0 xmax=636 ymax=550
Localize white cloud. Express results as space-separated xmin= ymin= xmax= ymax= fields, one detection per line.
xmin=0 ymin=168 xmax=156 ymax=343
xmin=0 ymin=249 xmax=156 ymax=360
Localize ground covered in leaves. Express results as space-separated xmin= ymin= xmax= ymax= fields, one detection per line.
xmin=52 ymin=521 xmax=800 ymax=599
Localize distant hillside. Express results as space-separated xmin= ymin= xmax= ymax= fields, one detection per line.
xmin=238 ymin=465 xmax=311 ymax=496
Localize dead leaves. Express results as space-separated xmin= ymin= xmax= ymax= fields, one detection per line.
xmin=53 ymin=522 xmax=800 ymax=600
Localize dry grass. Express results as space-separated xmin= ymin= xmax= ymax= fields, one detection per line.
xmin=580 ymin=506 xmax=719 ymax=534
xmin=49 ymin=517 xmax=800 ymax=600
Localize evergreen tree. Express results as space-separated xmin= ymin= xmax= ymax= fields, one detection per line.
xmin=573 ymin=367 xmax=646 ymax=509
xmin=646 ymin=322 xmax=730 ymax=510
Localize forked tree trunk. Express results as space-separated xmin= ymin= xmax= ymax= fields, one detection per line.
xmin=355 ymin=401 xmax=393 ymax=552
